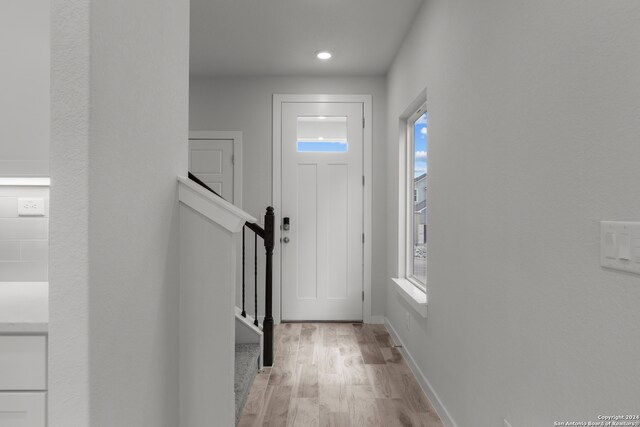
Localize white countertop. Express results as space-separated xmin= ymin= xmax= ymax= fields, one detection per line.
xmin=0 ymin=282 xmax=48 ymax=333
xmin=0 ymin=322 xmax=48 ymax=333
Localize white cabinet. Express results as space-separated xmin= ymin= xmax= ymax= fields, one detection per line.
xmin=0 ymin=393 xmax=45 ymax=427
xmin=0 ymin=336 xmax=46 ymax=390
xmin=0 ymin=335 xmax=47 ymax=427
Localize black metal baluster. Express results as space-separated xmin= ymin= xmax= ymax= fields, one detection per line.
xmin=254 ymin=233 xmax=259 ymax=327
xmin=262 ymin=207 xmax=275 ymax=367
xmin=241 ymin=227 xmax=246 ymax=318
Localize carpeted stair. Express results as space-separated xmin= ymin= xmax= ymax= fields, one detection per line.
xmin=234 ymin=343 xmax=261 ymax=424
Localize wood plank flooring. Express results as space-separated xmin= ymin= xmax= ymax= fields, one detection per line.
xmin=238 ymin=323 xmax=444 ymax=427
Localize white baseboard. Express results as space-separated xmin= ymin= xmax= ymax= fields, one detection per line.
xmin=383 ymin=318 xmax=459 ymax=427
xmin=367 ymin=315 xmax=385 ymax=325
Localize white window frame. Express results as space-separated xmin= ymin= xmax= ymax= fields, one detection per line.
xmin=405 ymin=104 xmax=428 ymax=292
xmin=392 ymin=94 xmax=428 ymax=318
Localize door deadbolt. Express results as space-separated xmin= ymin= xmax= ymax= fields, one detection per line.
xmin=282 ymin=237 xmax=290 ymax=243
xmin=283 ymin=217 xmax=290 ymax=230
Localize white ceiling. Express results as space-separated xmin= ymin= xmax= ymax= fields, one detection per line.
xmin=190 ymin=0 xmax=424 ymax=76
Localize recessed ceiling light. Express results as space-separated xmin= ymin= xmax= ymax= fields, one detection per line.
xmin=316 ymin=51 xmax=332 ymax=60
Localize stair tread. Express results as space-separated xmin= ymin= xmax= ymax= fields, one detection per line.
xmin=234 ymin=343 xmax=261 ymax=424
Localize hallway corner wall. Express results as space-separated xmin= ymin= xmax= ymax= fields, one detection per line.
xmin=385 ymin=0 xmax=640 ymax=425
xmin=50 ymin=0 xmax=189 ymax=424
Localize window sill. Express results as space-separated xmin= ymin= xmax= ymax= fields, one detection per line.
xmin=391 ymin=278 xmax=428 ymax=318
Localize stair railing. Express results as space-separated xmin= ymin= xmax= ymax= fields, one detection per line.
xmin=188 ymin=172 xmax=275 ymax=367
xmin=243 ymin=208 xmax=274 ymax=367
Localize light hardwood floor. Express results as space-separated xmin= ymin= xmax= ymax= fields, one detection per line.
xmin=238 ymin=323 xmax=444 ymax=427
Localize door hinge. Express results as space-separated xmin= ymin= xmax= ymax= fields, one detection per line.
xmin=362 ymin=175 xmax=365 ymax=186
xmin=362 ymin=117 xmax=365 ymax=128
xmin=362 ymin=233 xmax=365 ymax=244
xmin=362 ymin=291 xmax=365 ymax=301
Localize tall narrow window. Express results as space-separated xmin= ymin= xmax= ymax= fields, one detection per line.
xmin=408 ymin=107 xmax=427 ymax=288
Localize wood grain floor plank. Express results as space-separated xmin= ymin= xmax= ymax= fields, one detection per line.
xmin=380 ymin=347 xmax=413 ymax=375
xmin=262 ymin=385 xmax=293 ymax=427
xmin=242 ymin=370 xmax=271 ymax=414
xmin=319 ymin=383 xmax=345 ymax=413
xmin=268 ymin=357 xmax=297 ymax=386
xmin=297 ymin=343 xmax=318 ymax=365
xmin=352 ymin=324 xmax=378 ymax=343
xmin=286 ymin=398 xmax=319 ymax=427
xmin=347 ymin=395 xmax=379 ymax=427
xmin=238 ymin=323 xmax=443 ymax=427
xmin=275 ymin=332 xmax=301 ymax=355
xmin=295 ymin=363 xmax=319 ymax=398
xmin=409 ymin=411 xmax=445 ymax=427
xmin=337 ymin=334 xmax=361 ymax=357
xmin=236 ymin=412 xmax=258 ymax=427
xmin=319 ymin=404 xmax=350 ymax=427
xmin=334 ymin=323 xmax=355 ymax=335
xmin=371 ymin=327 xmax=395 ymax=348
xmin=393 ymin=374 xmax=433 ymax=413
xmin=359 ymin=342 xmax=386 ymax=364
xmin=365 ymin=365 xmax=402 ymax=399
xmin=278 ymin=323 xmax=302 ymax=335
xmin=375 ymin=398 xmax=415 ymax=427
xmin=340 ymin=354 xmax=370 ymax=385
xmin=322 ymin=325 xmax=339 ymax=348
xmin=319 ymin=347 xmax=340 ymax=375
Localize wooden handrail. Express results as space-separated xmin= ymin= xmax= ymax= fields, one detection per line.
xmin=187 ymin=172 xmax=223 ymax=199
xmin=244 ymin=221 xmax=265 ymax=239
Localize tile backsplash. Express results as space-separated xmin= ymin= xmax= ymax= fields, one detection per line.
xmin=0 ymin=184 xmax=49 ymax=282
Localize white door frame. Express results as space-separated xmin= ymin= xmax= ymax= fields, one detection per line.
xmin=189 ymin=130 xmax=243 ymax=208
xmin=272 ymin=94 xmax=373 ymax=324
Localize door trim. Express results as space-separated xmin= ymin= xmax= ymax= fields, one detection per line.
xmin=189 ymin=130 xmax=243 ymax=208
xmin=272 ymin=94 xmax=373 ymax=324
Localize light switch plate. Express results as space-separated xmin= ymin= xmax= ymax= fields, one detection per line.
xmin=601 ymin=221 xmax=640 ymax=275
xmin=17 ymin=198 xmax=45 ymax=216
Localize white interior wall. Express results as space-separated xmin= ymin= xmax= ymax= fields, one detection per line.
xmin=0 ymin=185 xmax=49 ymax=282
xmin=0 ymin=0 xmax=50 ymax=177
xmin=189 ymin=76 xmax=387 ymax=319
xmin=386 ymin=1 xmax=640 ymax=426
xmin=50 ymin=0 xmax=189 ymax=425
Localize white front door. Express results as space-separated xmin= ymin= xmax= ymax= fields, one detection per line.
xmin=281 ymin=102 xmax=364 ymax=321
xmin=189 ymin=138 xmax=234 ymax=202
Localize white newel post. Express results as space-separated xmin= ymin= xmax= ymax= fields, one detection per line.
xmin=177 ymin=177 xmax=256 ymax=427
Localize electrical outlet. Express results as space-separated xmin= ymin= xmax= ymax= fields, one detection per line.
xmin=18 ymin=198 xmax=45 ymax=216
xmin=405 ymin=311 xmax=411 ymax=331
xmin=504 ymin=419 xmax=513 ymax=427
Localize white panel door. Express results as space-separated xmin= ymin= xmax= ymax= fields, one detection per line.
xmin=189 ymin=139 xmax=234 ymax=202
xmin=0 ymin=393 xmax=45 ymax=427
xmin=281 ymin=102 xmax=364 ymax=321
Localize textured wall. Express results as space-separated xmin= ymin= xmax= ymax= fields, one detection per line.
xmin=189 ymin=75 xmax=388 ymax=319
xmin=50 ymin=0 xmax=189 ymax=425
xmin=386 ymin=1 xmax=640 ymax=426
xmin=50 ymin=0 xmax=91 ymax=424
